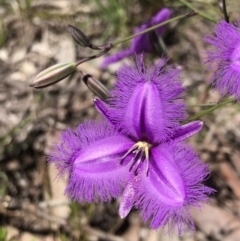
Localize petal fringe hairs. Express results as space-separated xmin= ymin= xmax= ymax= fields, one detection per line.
xmin=49 ymin=56 xmax=215 ymax=234
xmin=205 ymin=20 xmax=240 ymax=100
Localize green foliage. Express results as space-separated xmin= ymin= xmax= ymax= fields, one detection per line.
xmin=24 ymin=0 xmax=33 ymax=11
xmin=0 ymin=172 xmax=7 ymax=197
xmin=0 ymin=20 xmax=6 ymax=48
xmin=59 ymin=233 xmax=67 ymax=241
xmin=90 ymin=0 xmax=129 ymax=38
xmin=0 ymin=228 xmax=7 ymax=241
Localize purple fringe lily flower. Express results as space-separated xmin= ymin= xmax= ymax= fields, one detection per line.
xmin=101 ymin=8 xmax=172 ymax=68
xmin=205 ymin=20 xmax=240 ymax=99
xmin=50 ymin=56 xmax=214 ymax=234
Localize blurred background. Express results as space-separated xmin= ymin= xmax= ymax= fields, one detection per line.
xmin=1 ymin=0 xmax=240 ymax=240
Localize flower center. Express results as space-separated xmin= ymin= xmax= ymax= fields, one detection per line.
xmin=230 ymin=43 xmax=240 ymax=72
xmin=120 ymin=141 xmax=152 ymax=176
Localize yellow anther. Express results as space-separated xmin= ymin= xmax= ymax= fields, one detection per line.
xmin=135 ymin=141 xmax=152 ymax=153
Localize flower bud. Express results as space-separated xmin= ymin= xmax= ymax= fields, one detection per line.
xmin=30 ymin=62 xmax=76 ymax=88
xmin=68 ymin=25 xmax=90 ymax=47
xmin=81 ymin=73 xmax=110 ymax=101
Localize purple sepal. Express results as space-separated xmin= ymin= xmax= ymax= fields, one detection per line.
xmin=101 ymin=49 xmax=133 ymax=68
xmin=171 ymin=121 xmax=203 ymax=143
xmin=119 ymin=182 xmax=136 ymax=218
xmin=94 ymin=98 xmax=114 ymax=126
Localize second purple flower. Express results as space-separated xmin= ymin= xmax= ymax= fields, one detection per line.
xmin=101 ymin=8 xmax=172 ymax=68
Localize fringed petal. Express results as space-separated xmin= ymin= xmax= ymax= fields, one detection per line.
xmin=49 ymin=120 xmax=134 ymax=203
xmin=134 ymin=143 xmax=214 ymax=234
xmin=143 ymin=145 xmax=186 ymax=206
xmin=107 ymin=56 xmax=186 ymax=142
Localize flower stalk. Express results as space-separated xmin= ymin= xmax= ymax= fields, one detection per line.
xmin=30 ymin=12 xmax=198 ymax=88
xmin=75 ymin=45 xmax=112 ymax=66
xmin=112 ymin=12 xmax=197 ymax=46
xmin=186 ymin=97 xmax=234 ymax=122
xmin=179 ymin=0 xmax=217 ymax=23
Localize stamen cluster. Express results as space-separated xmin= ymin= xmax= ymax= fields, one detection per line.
xmin=120 ymin=141 xmax=152 ymax=175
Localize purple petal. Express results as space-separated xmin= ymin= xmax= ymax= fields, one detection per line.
xmin=73 ymin=134 xmax=133 ymax=171
xmin=107 ymin=56 xmax=186 ymax=142
xmin=171 ymin=121 xmax=203 ymax=142
xmin=148 ymin=145 xmax=186 ymax=205
xmin=131 ymin=24 xmax=153 ymax=52
xmin=121 ymin=81 xmax=166 ymax=142
xmin=49 ymin=120 xmax=134 ymax=202
xmin=151 ymin=8 xmax=172 ymax=35
xmin=132 ymin=8 xmax=172 ymax=53
xmin=134 ymin=143 xmax=214 ymax=233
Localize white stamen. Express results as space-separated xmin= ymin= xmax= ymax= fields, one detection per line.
xmin=120 ymin=141 xmax=152 ymax=176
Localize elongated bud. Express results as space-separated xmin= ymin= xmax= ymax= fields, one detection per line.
xmin=80 ymin=72 xmax=110 ymax=101
xmin=30 ymin=62 xmax=76 ymax=88
xmin=68 ymin=25 xmax=90 ymax=47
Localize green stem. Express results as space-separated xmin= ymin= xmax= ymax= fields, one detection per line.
xmin=112 ymin=12 xmax=196 ymax=46
xmin=76 ymin=45 xmax=112 ymax=66
xmin=186 ymin=97 xmax=234 ymax=122
xmin=179 ymin=0 xmax=217 ymax=23
xmin=188 ymin=103 xmax=218 ymax=107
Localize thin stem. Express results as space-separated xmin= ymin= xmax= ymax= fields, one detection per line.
xmin=222 ymin=0 xmax=229 ymax=23
xmin=188 ymin=103 xmax=218 ymax=107
xmin=112 ymin=12 xmax=197 ymax=46
xmin=179 ymin=0 xmax=217 ymax=23
xmin=75 ymin=44 xmax=112 ymax=66
xmin=89 ymin=43 xmax=112 ymax=50
xmin=186 ymin=97 xmax=234 ymax=122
